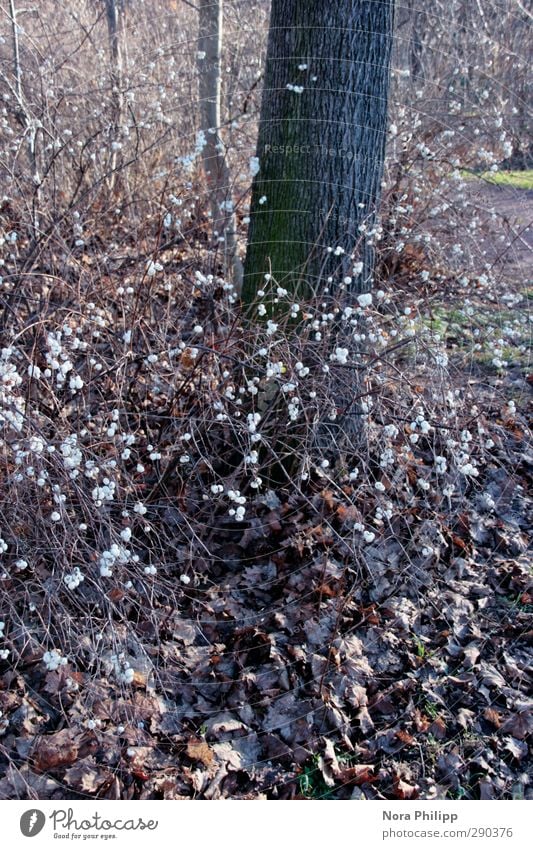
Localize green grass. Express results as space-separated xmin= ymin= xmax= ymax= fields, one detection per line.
xmin=424 ymin=701 xmax=441 ymax=720
xmin=482 ymin=170 xmax=533 ymax=190
xmin=503 ymin=593 xmax=533 ymax=614
xmin=298 ymin=755 xmax=336 ymax=799
xmin=461 ymin=169 xmax=533 ymax=190
xmin=413 ymin=299 xmax=531 ymax=372
xmin=413 ymin=636 xmax=426 ymax=658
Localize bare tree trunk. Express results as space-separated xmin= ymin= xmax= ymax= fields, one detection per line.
xmin=9 ymin=0 xmax=22 ymax=103
xmin=8 ymin=0 xmax=41 ymax=237
xmin=242 ymin=0 xmax=395 ymax=305
xmin=197 ymin=0 xmax=243 ymax=290
xmin=105 ymin=0 xmax=124 ymax=193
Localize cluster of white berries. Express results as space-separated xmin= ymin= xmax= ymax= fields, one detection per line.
xmin=227 ymin=489 xmax=246 ymax=521
xmin=295 ymin=361 xmax=310 ymax=378
xmin=64 ymin=567 xmax=85 ymax=590
xmin=357 ymin=293 xmax=372 ymax=308
xmin=43 ymin=649 xmax=68 ymax=671
xmin=99 ymin=543 xmax=133 ymax=577
xmin=331 ymin=347 xmax=349 ymax=365
xmin=383 ymin=424 xmax=399 ymax=439
xmin=1 ymin=347 xmax=24 ymax=432
xmin=92 ymin=478 xmax=116 ymax=506
xmin=146 ymin=259 xmax=163 ymax=277
xmin=247 ymin=413 xmax=261 ymax=442
xmin=111 ymin=653 xmax=134 ymax=685
xmin=458 ymin=460 xmax=479 ymax=477
xmin=0 ymin=621 xmax=8 ymax=661
xmin=60 ymin=434 xmax=83 ymax=475
xmin=409 ymin=414 xmax=431 ymax=443
xmin=435 ymin=455 xmax=447 ymax=474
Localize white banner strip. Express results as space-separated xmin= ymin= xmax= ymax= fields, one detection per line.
xmin=2 ymin=799 xmax=530 ymax=849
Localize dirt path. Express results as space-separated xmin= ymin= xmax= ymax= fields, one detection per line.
xmin=462 ymin=180 xmax=533 ymax=284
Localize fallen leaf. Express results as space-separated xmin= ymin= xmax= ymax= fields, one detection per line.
xmin=395 ymin=729 xmax=416 ymax=747
xmin=456 ymin=708 xmax=475 ymax=730
xmin=483 ymin=707 xmax=502 ymax=728
xmin=428 ymin=716 xmax=447 ymax=740
xmin=503 ymin=736 xmax=527 ymax=761
xmin=186 ymin=738 xmax=214 ymax=768
xmin=393 ymin=774 xmax=419 ymax=799
xmin=357 ymin=706 xmax=375 ymax=734
xmin=64 ymin=757 xmax=112 ymax=793
xmin=32 ymin=729 xmax=80 ymax=772
xmin=337 ymin=764 xmax=378 ymax=785
xmin=500 ymin=710 xmax=532 ymax=741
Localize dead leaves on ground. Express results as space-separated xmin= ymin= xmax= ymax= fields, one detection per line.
xmin=0 ymin=455 xmax=531 ymax=800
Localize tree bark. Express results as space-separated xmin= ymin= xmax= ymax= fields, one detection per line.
xmin=197 ymin=0 xmax=243 ymax=289
xmin=8 ymin=0 xmax=41 ymax=237
xmin=243 ymin=0 xmax=395 ymax=305
xmin=105 ymin=0 xmax=124 ymax=192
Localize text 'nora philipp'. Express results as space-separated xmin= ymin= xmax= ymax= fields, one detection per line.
xmin=383 ymin=811 xmax=459 ymax=823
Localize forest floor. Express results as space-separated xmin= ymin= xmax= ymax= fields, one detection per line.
xmin=0 ymin=180 xmax=531 ymax=800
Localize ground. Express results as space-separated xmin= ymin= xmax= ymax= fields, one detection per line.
xmin=0 ymin=178 xmax=531 ymax=801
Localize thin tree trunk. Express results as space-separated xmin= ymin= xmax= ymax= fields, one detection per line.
xmin=9 ymin=0 xmax=22 ymax=104
xmin=105 ymin=0 xmax=124 ymax=193
xmin=243 ymin=0 xmax=395 ymax=305
xmin=9 ymin=0 xmax=41 ymax=237
xmin=197 ymin=0 xmax=243 ymax=289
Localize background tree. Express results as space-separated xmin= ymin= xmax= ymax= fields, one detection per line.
xmin=105 ymin=0 xmax=125 ymax=192
xmin=197 ymin=0 xmax=243 ymax=287
xmin=243 ymin=0 xmax=395 ymax=305
xmin=7 ymin=0 xmax=41 ymax=236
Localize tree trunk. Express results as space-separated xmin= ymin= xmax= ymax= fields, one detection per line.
xmin=8 ymin=0 xmax=41 ymax=237
xmin=197 ymin=0 xmax=243 ymax=289
xmin=105 ymin=0 xmax=124 ymax=193
xmin=243 ymin=0 xmax=395 ymax=305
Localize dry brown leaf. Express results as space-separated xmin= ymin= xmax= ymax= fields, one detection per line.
xmin=186 ymin=737 xmax=214 ymax=768
xmin=33 ymin=729 xmax=80 ymax=772
xmin=500 ymin=710 xmax=532 ymax=740
xmin=483 ymin=707 xmax=502 ymax=728
xmin=357 ymin=706 xmax=375 ymax=734
xmin=503 ymin=736 xmax=527 ymax=760
xmin=395 ymin=729 xmax=416 ymax=747
xmin=413 ymin=709 xmax=430 ymax=732
xmin=132 ymin=670 xmax=147 ymax=687
xmin=316 ymin=582 xmax=338 ymax=598
xmin=321 ymin=489 xmax=337 ymax=511
xmin=393 ymin=774 xmax=419 ymax=799
xmin=337 ymin=764 xmax=377 ymax=785
xmin=0 ymin=764 xmax=63 ymax=799
xmin=428 ymin=716 xmax=447 ymax=740
xmin=336 ymin=504 xmax=360 ymax=524
xmin=456 ymin=708 xmax=475 ymax=730
xmin=180 ymin=348 xmax=198 ymax=370
xmin=63 ymin=757 xmax=112 ymax=793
